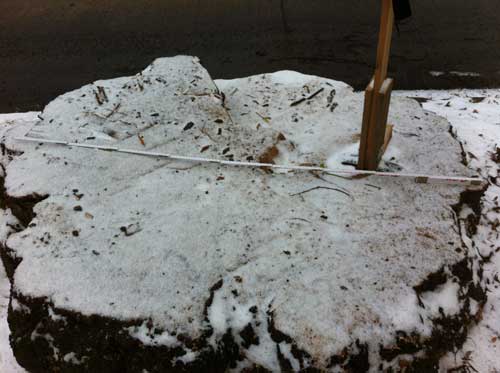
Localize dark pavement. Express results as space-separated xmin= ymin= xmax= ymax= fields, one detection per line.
xmin=1 ymin=0 xmax=499 ymax=112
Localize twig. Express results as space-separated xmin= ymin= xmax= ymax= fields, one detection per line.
xmin=290 ymin=87 xmax=325 ymax=107
xmin=290 ymin=186 xmax=353 ymax=199
xmin=94 ymin=86 xmax=108 ymax=105
xmin=310 ymin=171 xmax=337 ymax=184
xmin=288 ymin=218 xmax=312 ymax=223
xmin=310 ymin=172 xmax=351 ymax=194
xmin=200 ymin=125 xmax=218 ymax=143
xmin=118 ymin=119 xmax=135 ymax=126
xmin=365 ymin=183 xmax=382 ymax=190
xmin=164 ymin=163 xmax=198 ymax=171
xmin=290 ymin=97 xmax=307 ymax=107
xmin=106 ymin=103 xmax=122 ymax=118
xmin=256 ymin=112 xmax=271 ymax=123
xmin=182 ymin=92 xmax=213 ymax=97
xmin=307 ymin=87 xmax=325 ymax=101
xmin=327 ymin=89 xmax=336 ymax=106
xmin=323 ymin=171 xmax=359 ymax=181
xmin=85 ymin=112 xmax=108 ymax=120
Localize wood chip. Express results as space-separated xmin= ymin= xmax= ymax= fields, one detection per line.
xmin=183 ymin=122 xmax=195 ymax=131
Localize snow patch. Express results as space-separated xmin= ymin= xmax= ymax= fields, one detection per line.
xmin=62 ymin=352 xmax=86 ymax=365
xmin=395 ymin=88 xmax=500 ymax=372
xmin=421 ymin=280 xmax=461 ymax=316
xmin=0 ymin=210 xmax=19 ymax=244
xmin=127 ymin=323 xmax=179 ymax=348
xmin=0 ymin=262 xmax=26 ymax=372
xmin=173 ymin=349 xmax=197 ymax=365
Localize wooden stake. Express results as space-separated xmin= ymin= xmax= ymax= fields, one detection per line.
xmin=358 ymin=0 xmax=395 ymax=170
xmin=358 ymin=78 xmax=374 ymax=169
xmin=373 ymin=0 xmax=394 ymax=92
xmin=381 ymin=124 xmax=393 ymax=156
xmin=373 ymin=78 xmax=394 ymax=159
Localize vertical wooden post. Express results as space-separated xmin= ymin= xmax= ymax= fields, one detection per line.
xmin=358 ymin=0 xmax=395 ymax=170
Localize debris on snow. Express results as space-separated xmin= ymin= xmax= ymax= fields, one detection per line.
xmin=0 ymin=59 xmax=494 ymax=372
xmin=395 ymin=89 xmax=500 ymax=373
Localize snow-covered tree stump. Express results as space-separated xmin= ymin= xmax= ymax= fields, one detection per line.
xmin=0 ymin=56 xmax=486 ymax=372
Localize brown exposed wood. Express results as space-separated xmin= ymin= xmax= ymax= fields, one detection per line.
xmin=372 ymin=78 xmax=394 ymax=161
xmin=358 ymin=0 xmax=395 ymax=170
xmin=381 ymin=124 xmax=394 ymax=156
xmin=373 ymin=0 xmax=394 ymax=92
xmin=358 ymin=78 xmax=374 ymax=169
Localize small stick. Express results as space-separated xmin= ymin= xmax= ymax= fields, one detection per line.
xmin=365 ymin=184 xmax=382 ymax=190
xmin=290 ymin=186 xmax=353 ymax=199
xmin=200 ymin=125 xmax=218 ymax=143
xmin=307 ymin=87 xmax=325 ymax=101
xmin=94 ymin=86 xmax=108 ymax=105
xmin=106 ymin=103 xmax=122 ymax=118
xmin=256 ymin=112 xmax=271 ymax=123
xmin=290 ymin=88 xmax=325 ymax=107
xmin=288 ymin=218 xmax=312 ymax=223
xmin=290 ymin=97 xmax=307 ymax=107
xmin=85 ymin=112 xmax=107 ymax=120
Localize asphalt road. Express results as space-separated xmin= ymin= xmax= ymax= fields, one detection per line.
xmin=1 ymin=0 xmax=499 ymax=112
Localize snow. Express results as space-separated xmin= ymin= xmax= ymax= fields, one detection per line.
xmin=242 ymin=330 xmax=280 ymax=371
xmin=394 ymin=89 xmax=500 ymax=373
xmin=0 ymin=113 xmax=40 ymax=124
xmin=127 ymin=323 xmax=179 ymax=348
xmin=0 ymin=156 xmax=26 ymax=373
xmin=207 ymin=290 xmax=229 ymax=339
xmin=0 ymin=210 xmax=19 ymax=245
xmin=173 ymin=350 xmax=197 ymax=365
xmin=0 ymin=58 xmax=497 ymax=371
xmin=62 ymin=352 xmax=86 ymax=365
xmin=30 ymin=323 xmax=60 ymax=361
xmin=279 ymin=342 xmax=301 ymax=371
xmin=208 ymin=290 xmax=253 ymax=341
xmin=420 ymin=280 xmax=461 ymax=316
xmin=0 ymin=258 xmax=26 ymax=373
xmin=387 ymin=292 xmax=430 ymax=335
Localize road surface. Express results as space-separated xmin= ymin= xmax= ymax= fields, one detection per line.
xmin=1 ymin=0 xmax=499 ymax=112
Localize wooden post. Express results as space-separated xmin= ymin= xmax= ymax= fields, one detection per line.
xmin=358 ymin=0 xmax=395 ymax=170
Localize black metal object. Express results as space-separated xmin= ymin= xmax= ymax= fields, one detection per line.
xmin=393 ymin=0 xmax=412 ymax=20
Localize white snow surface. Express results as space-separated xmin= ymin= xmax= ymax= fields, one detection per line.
xmin=393 ymin=89 xmax=500 ymax=373
xmin=0 ymin=58 xmax=490 ymax=371
xmin=0 ymin=261 xmax=26 ymax=373
xmin=0 ymin=113 xmax=35 ymax=373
